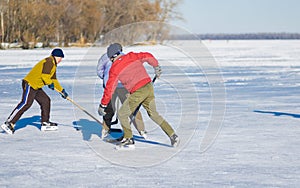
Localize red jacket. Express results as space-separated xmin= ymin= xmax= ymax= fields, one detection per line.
xmin=101 ymin=52 xmax=158 ymax=105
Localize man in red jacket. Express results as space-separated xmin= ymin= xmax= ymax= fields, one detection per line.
xmin=98 ymin=43 xmax=179 ymax=150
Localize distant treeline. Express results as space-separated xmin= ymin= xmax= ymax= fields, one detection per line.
xmin=0 ymin=0 xmax=181 ymax=49
xmin=171 ymin=33 xmax=300 ymax=40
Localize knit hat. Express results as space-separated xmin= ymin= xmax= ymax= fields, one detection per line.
xmin=107 ymin=43 xmax=122 ymax=58
xmin=51 ymin=48 xmax=64 ymax=58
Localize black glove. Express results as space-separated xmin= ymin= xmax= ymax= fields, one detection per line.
xmin=98 ymin=104 xmax=107 ymax=116
xmin=61 ymin=89 xmax=68 ymax=99
xmin=48 ymin=83 xmax=54 ymax=90
xmin=154 ymin=65 xmax=162 ymax=78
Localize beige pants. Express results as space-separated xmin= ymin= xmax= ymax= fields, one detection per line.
xmin=113 ymin=87 xmax=145 ymax=133
xmin=118 ymin=83 xmax=175 ymax=138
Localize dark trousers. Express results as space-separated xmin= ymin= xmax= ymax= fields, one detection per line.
xmin=7 ymin=80 xmax=50 ymax=124
xmin=103 ymin=87 xmax=127 ymax=128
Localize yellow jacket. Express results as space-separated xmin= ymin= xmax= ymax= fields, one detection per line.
xmin=24 ymin=56 xmax=63 ymax=91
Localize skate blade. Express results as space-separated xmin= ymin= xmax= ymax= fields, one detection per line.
xmin=1 ymin=124 xmax=13 ymax=135
xmin=41 ymin=126 xmax=58 ymax=131
xmin=115 ymin=144 xmax=135 ymax=151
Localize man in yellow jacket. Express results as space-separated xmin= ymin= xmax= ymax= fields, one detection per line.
xmin=1 ymin=48 xmax=68 ymax=134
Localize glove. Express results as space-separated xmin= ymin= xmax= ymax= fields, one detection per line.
xmin=48 ymin=83 xmax=54 ymax=90
xmin=60 ymin=89 xmax=68 ymax=99
xmin=98 ymin=104 xmax=107 ymax=116
xmin=154 ymin=65 xmax=162 ymax=78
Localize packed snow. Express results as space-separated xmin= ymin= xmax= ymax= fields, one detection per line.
xmin=0 ymin=40 xmax=300 ymax=187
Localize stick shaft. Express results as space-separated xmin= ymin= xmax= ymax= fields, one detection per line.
xmin=55 ymin=88 xmax=109 ymax=130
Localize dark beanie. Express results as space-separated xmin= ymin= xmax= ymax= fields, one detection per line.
xmin=51 ymin=48 xmax=64 ymax=58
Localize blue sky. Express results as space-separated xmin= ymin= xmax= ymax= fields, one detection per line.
xmin=171 ymin=0 xmax=300 ymax=34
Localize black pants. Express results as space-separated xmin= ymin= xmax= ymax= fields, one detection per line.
xmin=103 ymin=88 xmax=125 ymax=128
xmin=7 ymin=80 xmax=51 ymax=124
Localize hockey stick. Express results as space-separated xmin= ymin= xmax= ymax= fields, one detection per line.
xmin=55 ymin=88 xmax=122 ymax=132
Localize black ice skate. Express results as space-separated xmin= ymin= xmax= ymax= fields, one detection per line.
xmin=41 ymin=121 xmax=58 ymax=131
xmin=170 ymin=133 xmax=180 ymax=147
xmin=115 ymin=138 xmax=135 ymax=150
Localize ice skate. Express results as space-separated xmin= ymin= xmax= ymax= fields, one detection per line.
xmin=101 ymin=128 xmax=109 ymax=139
xmin=115 ymin=138 xmax=135 ymax=150
xmin=1 ymin=122 xmax=15 ymax=135
xmin=41 ymin=121 xmax=58 ymax=131
xmin=170 ymin=133 xmax=180 ymax=147
xmin=139 ymin=130 xmax=147 ymax=139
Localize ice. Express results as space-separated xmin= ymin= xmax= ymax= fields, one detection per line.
xmin=0 ymin=40 xmax=300 ymax=187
